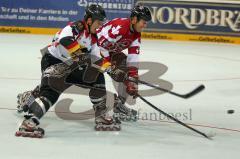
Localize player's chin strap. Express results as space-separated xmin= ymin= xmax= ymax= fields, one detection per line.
xmin=130 ymin=22 xmax=139 ymax=33
xmin=136 ymin=93 xmax=213 ymax=139
xmin=127 ymin=77 xmax=205 ymax=99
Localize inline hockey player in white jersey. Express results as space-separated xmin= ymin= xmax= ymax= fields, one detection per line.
xmin=94 ymin=5 xmax=152 ymax=123
xmin=15 ymin=4 xmax=126 ymax=138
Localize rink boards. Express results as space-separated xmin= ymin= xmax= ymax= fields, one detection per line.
xmin=139 ymin=0 xmax=240 ymax=44
xmin=0 ymin=0 xmax=240 ymax=44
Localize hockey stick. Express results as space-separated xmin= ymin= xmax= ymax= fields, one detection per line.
xmin=137 ymin=94 xmax=213 ymax=139
xmin=128 ymin=77 xmax=205 ymax=99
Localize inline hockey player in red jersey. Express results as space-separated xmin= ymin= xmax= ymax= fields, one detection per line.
xmin=94 ymin=5 xmax=152 ymax=123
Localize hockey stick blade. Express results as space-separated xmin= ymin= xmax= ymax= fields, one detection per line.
xmin=182 ymin=85 xmax=205 ymax=99
xmin=205 ymin=131 xmax=216 ymax=140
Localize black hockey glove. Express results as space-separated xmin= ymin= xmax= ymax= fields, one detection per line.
xmin=108 ymin=67 xmax=127 ymax=83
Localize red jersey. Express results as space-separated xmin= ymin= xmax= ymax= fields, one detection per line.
xmin=96 ymin=18 xmax=141 ymax=70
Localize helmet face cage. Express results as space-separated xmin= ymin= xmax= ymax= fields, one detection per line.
xmin=130 ymin=5 xmax=152 ymax=22
xmin=84 ymin=4 xmax=106 ymax=22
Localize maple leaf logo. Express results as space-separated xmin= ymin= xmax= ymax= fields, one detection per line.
xmin=111 ymin=25 xmax=121 ymax=35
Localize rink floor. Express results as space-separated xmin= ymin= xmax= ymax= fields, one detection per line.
xmin=0 ymin=33 xmax=240 ymax=159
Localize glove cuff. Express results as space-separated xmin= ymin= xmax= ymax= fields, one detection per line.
xmin=128 ymin=66 xmax=138 ymax=78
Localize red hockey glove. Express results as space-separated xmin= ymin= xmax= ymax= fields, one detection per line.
xmin=125 ymin=67 xmax=138 ymax=98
